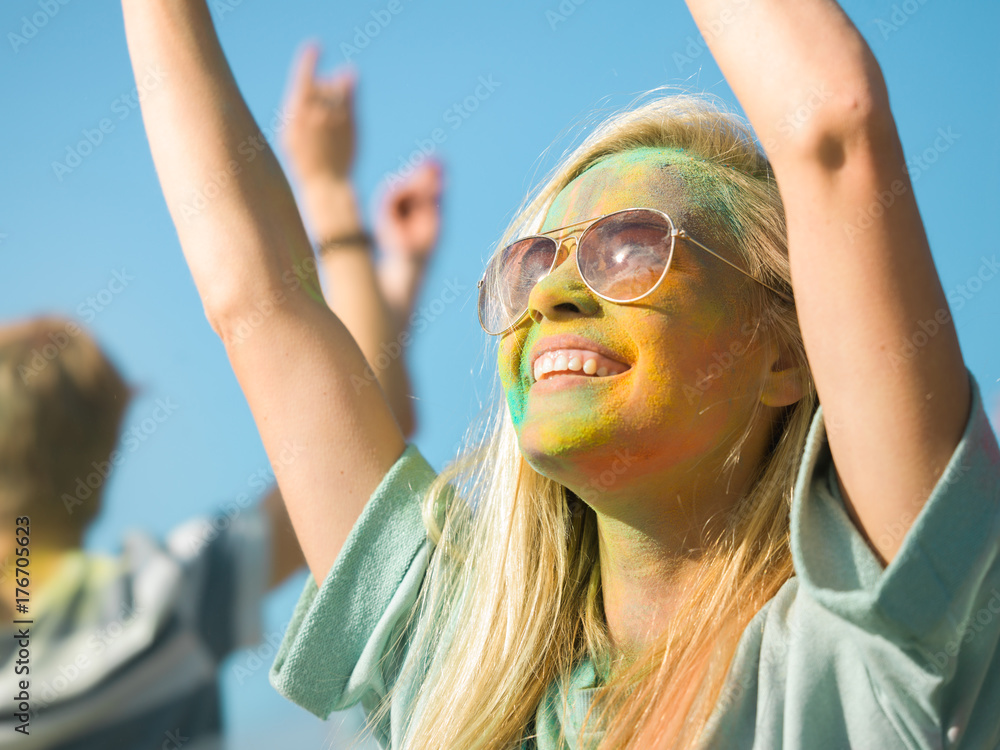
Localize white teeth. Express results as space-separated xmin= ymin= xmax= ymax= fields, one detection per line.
xmin=532 ymin=349 xmax=625 ymax=382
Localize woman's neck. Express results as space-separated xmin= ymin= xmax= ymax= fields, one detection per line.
xmin=594 ymin=428 xmax=772 ymax=656
xmin=598 ymin=513 xmax=710 ymax=658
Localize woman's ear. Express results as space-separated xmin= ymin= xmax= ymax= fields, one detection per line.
xmin=760 ymin=341 xmax=806 ymax=408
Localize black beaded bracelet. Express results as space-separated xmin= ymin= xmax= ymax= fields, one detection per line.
xmin=316 ymin=231 xmax=374 ymax=255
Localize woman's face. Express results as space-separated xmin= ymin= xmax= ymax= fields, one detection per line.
xmin=498 ymin=148 xmax=777 ymax=505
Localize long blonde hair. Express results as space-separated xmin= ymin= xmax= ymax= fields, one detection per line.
xmin=383 ymin=93 xmax=817 ymax=750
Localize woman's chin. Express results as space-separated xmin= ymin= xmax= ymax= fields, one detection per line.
xmin=517 ymin=428 xmax=620 ymax=483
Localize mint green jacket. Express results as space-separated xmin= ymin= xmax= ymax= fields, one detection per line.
xmin=271 ymin=374 xmax=1000 ymax=749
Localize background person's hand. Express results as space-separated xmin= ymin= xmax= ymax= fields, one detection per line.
xmin=376 ymin=160 xmax=445 ymax=325
xmin=376 ymin=160 xmax=444 ymax=262
xmin=282 ymin=43 xmax=356 ymax=186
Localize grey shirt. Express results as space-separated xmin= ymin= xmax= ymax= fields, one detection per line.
xmin=1 ymin=507 xmax=270 ymax=749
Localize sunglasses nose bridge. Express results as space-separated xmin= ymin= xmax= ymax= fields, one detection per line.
xmin=524 ymin=233 xmax=601 ymax=326
xmin=547 ymin=234 xmax=579 ymax=274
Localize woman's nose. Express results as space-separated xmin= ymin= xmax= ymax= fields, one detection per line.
xmin=525 ymin=237 xmax=602 ymax=325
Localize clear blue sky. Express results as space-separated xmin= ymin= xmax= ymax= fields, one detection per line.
xmin=2 ymin=0 xmax=997 ymax=746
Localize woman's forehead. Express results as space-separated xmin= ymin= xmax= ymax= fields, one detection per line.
xmin=541 ymin=148 xmax=709 ymax=233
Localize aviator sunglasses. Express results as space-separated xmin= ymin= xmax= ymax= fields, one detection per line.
xmin=477 ymin=207 xmax=793 ymax=335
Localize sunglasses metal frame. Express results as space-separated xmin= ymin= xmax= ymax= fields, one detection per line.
xmin=476 ymin=207 xmax=793 ymax=335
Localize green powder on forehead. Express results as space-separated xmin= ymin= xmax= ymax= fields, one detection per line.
xmin=580 ymin=146 xmax=740 ymax=237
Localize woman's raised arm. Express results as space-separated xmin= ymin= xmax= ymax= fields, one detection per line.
xmin=121 ymin=0 xmax=405 ymax=584
xmin=682 ymin=0 xmax=969 ymax=565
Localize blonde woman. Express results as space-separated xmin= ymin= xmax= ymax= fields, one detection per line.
xmin=121 ymin=0 xmax=1000 ymax=748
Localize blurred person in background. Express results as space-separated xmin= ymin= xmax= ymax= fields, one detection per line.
xmin=0 ymin=316 xmax=304 ymax=750
xmin=0 ymin=48 xmax=443 ymax=750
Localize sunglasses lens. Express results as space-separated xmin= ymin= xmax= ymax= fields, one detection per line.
xmin=578 ymin=209 xmax=674 ymax=301
xmin=479 ymin=236 xmax=557 ymax=334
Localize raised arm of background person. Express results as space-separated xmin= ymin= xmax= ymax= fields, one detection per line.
xmin=282 ymin=46 xmax=415 ymax=438
xmin=120 ymin=0 xmax=406 ymax=585
xmin=682 ymin=0 xmax=969 ymax=565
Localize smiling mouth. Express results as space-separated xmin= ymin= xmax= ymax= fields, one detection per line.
xmin=532 ymin=348 xmax=631 ymax=383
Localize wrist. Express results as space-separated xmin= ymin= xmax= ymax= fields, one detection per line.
xmin=300 ymin=173 xmax=353 ymax=200
xmin=381 ymin=247 xmax=433 ymax=266
xmin=316 ymin=230 xmax=374 ymax=256
xmin=301 ymin=177 xmax=364 ymax=239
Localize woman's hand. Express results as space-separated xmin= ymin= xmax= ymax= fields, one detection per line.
xmin=283 ymin=45 xmax=357 ymax=187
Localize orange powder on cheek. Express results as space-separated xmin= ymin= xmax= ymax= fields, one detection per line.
xmin=499 ymin=146 xmax=742 ymax=462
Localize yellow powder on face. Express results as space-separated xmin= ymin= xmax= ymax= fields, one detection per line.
xmin=499 ymin=147 xmax=743 ymax=465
